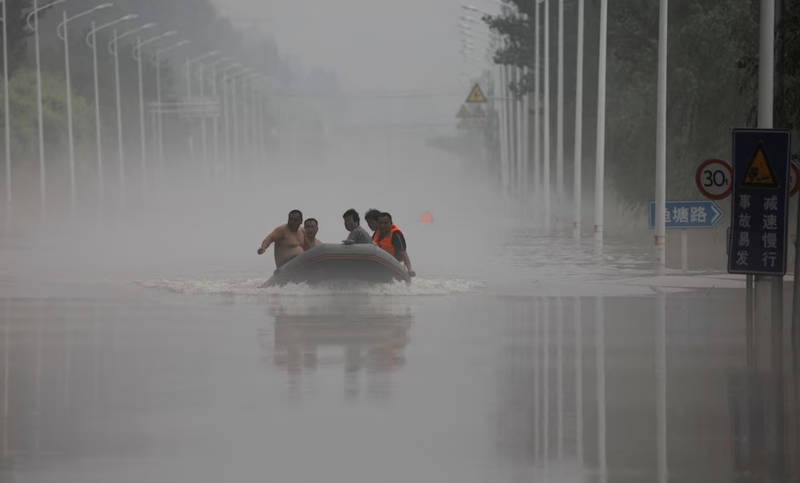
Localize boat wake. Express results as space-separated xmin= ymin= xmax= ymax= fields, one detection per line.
xmin=134 ymin=277 xmax=485 ymax=297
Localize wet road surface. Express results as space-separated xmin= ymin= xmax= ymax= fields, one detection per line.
xmin=1 ymin=280 xmax=796 ymax=483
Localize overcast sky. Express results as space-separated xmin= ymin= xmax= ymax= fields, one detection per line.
xmin=212 ymin=0 xmax=500 ymax=96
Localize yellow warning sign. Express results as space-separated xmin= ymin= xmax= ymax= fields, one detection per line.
xmin=456 ymin=105 xmax=470 ymax=119
xmin=742 ymin=142 xmax=778 ymax=188
xmin=465 ymin=84 xmax=487 ymax=103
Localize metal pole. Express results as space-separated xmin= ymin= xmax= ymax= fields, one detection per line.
xmin=156 ymin=55 xmax=163 ymax=176
xmin=2 ymin=0 xmax=10 ymax=227
xmin=112 ymin=30 xmax=125 ymax=209
xmin=573 ymin=0 xmax=584 ymax=240
xmin=199 ymin=63 xmax=208 ymax=180
xmin=498 ymin=66 xmax=509 ymax=194
xmin=232 ymin=78 xmax=240 ymax=183
xmin=211 ymin=66 xmax=219 ymax=184
xmin=522 ymin=68 xmax=529 ymax=203
xmin=34 ymin=0 xmax=46 ymax=223
xmin=594 ymin=0 xmax=608 ymax=253
xmin=516 ymin=68 xmax=524 ymax=199
xmin=557 ymin=0 xmax=564 ymax=231
xmin=91 ymin=23 xmax=104 ymax=209
xmin=62 ymin=10 xmax=77 ymax=217
xmin=757 ymin=0 xmax=783 ymax=476
xmin=534 ymin=2 xmax=541 ymax=218
xmin=544 ymin=0 xmax=551 ymax=232
xmin=223 ymin=77 xmax=231 ymax=183
xmin=136 ymin=37 xmax=148 ymax=199
xmin=655 ymin=0 xmax=668 ymax=272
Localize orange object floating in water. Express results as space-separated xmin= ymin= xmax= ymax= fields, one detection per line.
xmin=420 ymin=211 xmax=434 ymax=224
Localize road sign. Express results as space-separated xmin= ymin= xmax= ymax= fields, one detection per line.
xmin=648 ymin=200 xmax=724 ymax=230
xmin=456 ymin=105 xmax=469 ymax=119
xmin=790 ymin=161 xmax=799 ymax=197
xmin=465 ymin=84 xmax=487 ymax=103
xmin=696 ymin=159 xmax=732 ymax=200
xmin=727 ymin=129 xmax=792 ymax=276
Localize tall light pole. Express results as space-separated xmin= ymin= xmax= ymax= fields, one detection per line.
xmin=86 ymin=13 xmax=138 ymax=209
xmin=594 ymin=0 xmax=608 ymax=253
xmin=27 ymin=0 xmax=69 ymax=223
xmin=557 ymin=0 xmax=564 ymax=231
xmin=57 ymin=3 xmax=113 ymax=218
xmin=184 ymin=51 xmax=219 ymax=174
xmin=151 ymin=40 xmax=190 ymax=176
xmin=221 ymin=67 xmax=251 ymax=183
xmin=1 ymin=0 xmax=10 ymax=227
xmin=108 ymin=22 xmax=156 ymax=209
xmin=655 ymin=0 xmax=668 ymax=271
xmin=202 ymin=57 xmax=233 ymax=184
xmin=217 ymin=63 xmax=243 ymax=184
xmin=544 ymin=0 xmax=551 ymax=233
xmin=196 ymin=56 xmax=230 ymax=182
xmin=573 ymin=0 xmax=585 ymax=241
xmin=131 ymin=30 xmax=178 ymax=199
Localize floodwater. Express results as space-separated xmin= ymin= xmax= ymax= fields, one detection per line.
xmin=0 ymin=229 xmax=796 ymax=483
xmin=0 ymin=136 xmax=797 ymax=482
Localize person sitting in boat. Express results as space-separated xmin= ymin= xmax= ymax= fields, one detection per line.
xmin=364 ymin=208 xmax=381 ymax=235
xmin=304 ymin=218 xmax=322 ymax=247
xmin=257 ymin=209 xmax=311 ymax=269
xmin=374 ymin=212 xmax=415 ymax=277
xmin=342 ymin=208 xmax=373 ymax=244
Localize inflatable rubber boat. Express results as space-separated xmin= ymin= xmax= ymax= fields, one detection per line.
xmin=261 ymin=243 xmax=412 ymax=288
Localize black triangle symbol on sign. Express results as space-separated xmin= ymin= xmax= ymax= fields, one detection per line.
xmin=742 ymin=141 xmax=779 ymax=189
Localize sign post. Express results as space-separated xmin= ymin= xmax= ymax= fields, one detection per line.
xmin=648 ymin=199 xmax=725 ymax=273
xmin=727 ymin=128 xmax=792 ymax=371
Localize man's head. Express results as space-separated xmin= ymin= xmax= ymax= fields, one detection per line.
xmin=364 ymin=208 xmax=381 ymax=231
xmin=304 ymin=218 xmax=318 ymax=239
xmin=378 ymin=212 xmax=393 ymax=234
xmin=343 ymin=209 xmax=360 ymax=232
xmin=287 ymin=210 xmax=303 ymax=231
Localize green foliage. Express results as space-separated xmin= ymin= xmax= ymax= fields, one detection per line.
xmin=0 ymin=69 xmax=94 ymax=168
xmin=482 ymin=0 xmax=769 ymax=206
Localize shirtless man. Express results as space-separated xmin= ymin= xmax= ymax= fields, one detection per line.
xmin=304 ymin=218 xmax=322 ymax=247
xmin=257 ymin=210 xmax=311 ymax=269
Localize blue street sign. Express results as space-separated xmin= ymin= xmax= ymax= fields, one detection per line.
xmin=727 ymin=129 xmax=792 ymax=276
xmin=648 ymin=200 xmax=724 ymax=230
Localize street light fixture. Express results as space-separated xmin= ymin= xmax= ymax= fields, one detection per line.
xmin=86 ymin=13 xmax=138 ymax=207
xmin=57 ymin=2 xmax=113 ymax=217
xmin=108 ymin=22 xmax=156 ymax=208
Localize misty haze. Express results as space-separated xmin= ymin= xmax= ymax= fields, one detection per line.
xmin=0 ymin=0 xmax=799 ymax=481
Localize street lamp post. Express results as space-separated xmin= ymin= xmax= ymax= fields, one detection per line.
xmin=1 ymin=1 xmax=10 ymax=227
xmin=196 ymin=56 xmax=230 ymax=182
xmin=86 ymin=13 xmax=138 ymax=210
xmin=184 ymin=51 xmax=219 ymax=175
xmin=108 ymin=22 xmax=156 ymax=209
xmin=201 ymin=57 xmax=232 ymax=184
xmin=28 ymin=0 xmax=69 ymax=223
xmin=221 ymin=67 xmax=251 ymax=183
xmin=131 ymin=30 xmax=178 ymax=199
xmin=57 ymin=3 xmax=113 ymax=218
xmin=217 ymin=63 xmax=243 ymax=184
xmin=151 ymin=40 xmax=190 ymax=176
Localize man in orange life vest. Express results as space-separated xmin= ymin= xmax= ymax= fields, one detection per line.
xmin=373 ymin=212 xmax=415 ymax=277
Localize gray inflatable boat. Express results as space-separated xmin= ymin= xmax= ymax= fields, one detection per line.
xmin=261 ymin=243 xmax=412 ymax=288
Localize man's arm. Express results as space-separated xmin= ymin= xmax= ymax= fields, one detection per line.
xmin=301 ymin=228 xmax=312 ymax=251
xmin=392 ymin=231 xmax=413 ymax=272
xmin=258 ymin=226 xmax=282 ymax=254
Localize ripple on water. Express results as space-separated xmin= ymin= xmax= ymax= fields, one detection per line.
xmin=134 ymin=277 xmax=486 ymax=297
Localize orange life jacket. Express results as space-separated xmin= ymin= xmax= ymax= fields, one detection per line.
xmin=374 ymin=225 xmax=401 ymax=257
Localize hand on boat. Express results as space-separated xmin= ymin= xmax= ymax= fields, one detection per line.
xmin=408 ymin=270 xmax=416 ymax=278
xmin=257 ymin=248 xmax=265 ymax=255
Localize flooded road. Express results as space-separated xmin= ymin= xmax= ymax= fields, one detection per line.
xmin=0 ymin=274 xmax=795 ymax=482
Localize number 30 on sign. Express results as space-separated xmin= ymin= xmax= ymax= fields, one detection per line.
xmin=695 ymin=159 xmax=733 ymax=200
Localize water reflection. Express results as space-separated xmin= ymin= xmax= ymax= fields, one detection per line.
xmin=263 ymin=296 xmax=414 ymax=403
xmin=496 ymin=292 xmax=800 ymax=482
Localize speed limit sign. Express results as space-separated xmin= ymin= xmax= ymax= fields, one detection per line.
xmin=695 ymin=159 xmax=732 ymax=200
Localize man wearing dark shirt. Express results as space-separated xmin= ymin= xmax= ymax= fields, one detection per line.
xmin=343 ymin=208 xmax=373 ymax=244
xmin=375 ymin=212 xmax=414 ymax=276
